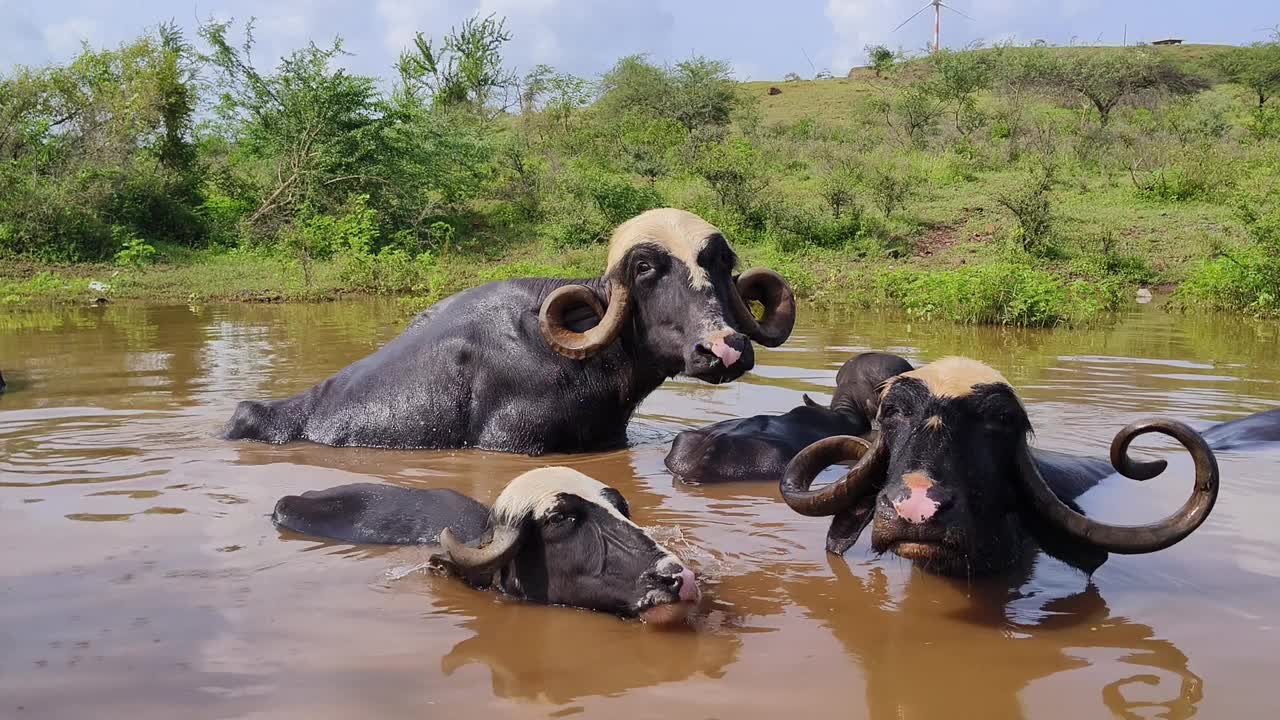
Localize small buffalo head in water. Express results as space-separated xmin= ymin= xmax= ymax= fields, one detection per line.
xmin=538 ymin=208 xmax=796 ymax=383
xmin=431 ymin=468 xmax=700 ymax=624
xmin=780 ymin=357 xmax=1220 ymax=576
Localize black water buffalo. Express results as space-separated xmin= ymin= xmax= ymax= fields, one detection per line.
xmin=665 ymin=352 xmax=912 ymax=483
xmin=272 ymin=467 xmax=700 ymax=624
xmin=223 ymin=209 xmax=795 ymax=454
xmin=1201 ymin=408 xmax=1280 ymax=449
xmin=780 ymin=356 xmax=1221 ymax=576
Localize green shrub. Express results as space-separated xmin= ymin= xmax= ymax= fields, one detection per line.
xmin=1069 ymin=231 xmax=1156 ymax=285
xmin=873 ymin=262 xmax=1122 ymax=326
xmin=113 ymin=227 xmax=158 ymax=268
xmin=866 ymin=163 xmax=917 ymax=218
xmin=995 ymin=170 xmax=1056 ymax=256
xmin=691 ymin=136 xmax=769 ymax=228
xmin=1173 ymin=203 xmax=1280 ymax=316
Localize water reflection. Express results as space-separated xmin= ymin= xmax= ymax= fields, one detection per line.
xmin=792 ymin=555 xmax=1202 ymax=720
xmin=439 ymin=606 xmax=741 ymax=704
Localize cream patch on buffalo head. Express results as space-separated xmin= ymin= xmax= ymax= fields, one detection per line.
xmin=605 ymin=208 xmax=721 ymax=290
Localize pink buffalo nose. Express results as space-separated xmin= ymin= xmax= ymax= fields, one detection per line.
xmin=893 ymin=488 xmax=940 ymax=524
xmin=708 ymin=338 xmax=742 ymax=367
xmin=676 ymin=566 xmax=700 ymax=603
xmin=892 ymin=472 xmax=942 ymax=524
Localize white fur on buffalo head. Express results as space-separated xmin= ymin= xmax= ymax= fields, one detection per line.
xmin=605 ymin=208 xmax=721 ymax=290
xmin=492 ymin=467 xmax=641 ymax=528
xmin=435 ymin=466 xmax=700 ymax=623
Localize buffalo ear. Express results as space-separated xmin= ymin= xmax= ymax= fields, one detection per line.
xmin=802 ymin=394 xmax=821 ymax=409
xmin=1018 ymin=497 xmax=1109 ymax=575
xmin=826 ymin=495 xmax=877 ymax=555
xmin=599 ymin=487 xmax=632 ymax=519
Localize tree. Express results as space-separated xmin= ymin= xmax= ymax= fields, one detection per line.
xmin=866 ymin=44 xmax=896 ymax=77
xmin=596 ymin=55 xmax=740 ymax=133
xmin=930 ymin=48 xmax=993 ymax=136
xmin=1221 ymin=39 xmax=1280 ymax=109
xmin=669 ymin=57 xmax=738 ymax=131
xmin=200 ymin=19 xmax=384 ymax=235
xmin=519 ymin=64 xmax=592 ymax=130
xmin=1035 ymin=49 xmax=1205 ymax=126
xmin=0 ymin=24 xmax=205 ymax=258
xmin=395 ymin=14 xmax=516 ymax=117
xmin=872 ymin=85 xmax=946 ymax=148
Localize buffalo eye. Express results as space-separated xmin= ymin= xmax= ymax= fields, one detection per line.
xmin=636 ymin=260 xmax=654 ymax=276
xmin=544 ymin=511 xmax=574 ymax=527
xmin=879 ymin=401 xmax=903 ymax=423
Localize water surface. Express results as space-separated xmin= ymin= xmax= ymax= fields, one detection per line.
xmin=2 ymin=301 xmax=1278 ymax=719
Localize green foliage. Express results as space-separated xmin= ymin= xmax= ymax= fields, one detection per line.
xmin=596 ymin=55 xmax=740 ymax=132
xmin=1068 ymin=231 xmax=1156 ymax=285
xmin=395 ymin=14 xmax=516 ymax=114
xmin=692 ymin=136 xmax=769 ymax=226
xmin=1005 ymin=47 xmax=1206 ymax=125
xmin=875 ymin=263 xmax=1121 ymax=326
xmin=867 ymin=162 xmax=917 ymax=218
xmin=0 ymin=24 xmax=204 ymax=259
xmin=1219 ymin=38 xmax=1280 ymax=109
xmin=1175 ymin=199 xmax=1280 ymax=316
xmin=113 ymin=227 xmax=158 ymax=268
xmin=995 ymin=169 xmax=1056 ymax=256
xmin=866 ymin=45 xmax=896 ymax=77
xmin=3 ymin=23 xmax=1278 ymax=328
xmin=872 ymin=85 xmax=945 ymax=148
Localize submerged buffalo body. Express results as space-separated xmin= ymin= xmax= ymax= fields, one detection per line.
xmin=665 ymin=352 xmax=912 ymax=483
xmin=273 ymin=468 xmax=700 ymax=623
xmin=781 ymin=356 xmax=1223 ymax=576
xmin=224 ymin=209 xmax=795 ymax=455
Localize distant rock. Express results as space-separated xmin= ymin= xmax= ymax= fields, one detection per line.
xmin=768 ymin=86 xmax=782 ymax=95
xmin=1136 ymin=288 xmax=1153 ymax=304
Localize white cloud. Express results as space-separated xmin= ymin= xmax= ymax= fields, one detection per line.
xmin=43 ymin=16 xmax=99 ymax=58
xmin=824 ymin=0 xmax=904 ymax=72
xmin=375 ymin=0 xmax=449 ymax=55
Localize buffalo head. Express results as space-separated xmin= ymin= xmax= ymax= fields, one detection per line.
xmin=431 ymin=467 xmax=700 ymax=624
xmin=538 ymin=208 xmax=796 ymax=383
xmin=779 ymin=357 xmax=1219 ymax=576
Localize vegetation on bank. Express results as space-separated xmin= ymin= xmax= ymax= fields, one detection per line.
xmin=2 ymin=17 xmax=1279 ymax=325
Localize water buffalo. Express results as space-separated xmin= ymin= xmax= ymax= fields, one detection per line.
xmin=223 ymin=208 xmax=795 ymax=454
xmin=780 ymin=357 xmax=1220 ymax=576
xmin=665 ymin=352 xmax=912 ymax=483
xmin=1201 ymin=407 xmax=1280 ymax=449
xmin=272 ymin=467 xmax=701 ymax=624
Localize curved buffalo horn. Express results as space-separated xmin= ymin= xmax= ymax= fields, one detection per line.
xmin=1016 ymin=418 xmax=1219 ymax=554
xmin=438 ymin=525 xmax=522 ymax=570
xmin=780 ymin=433 xmax=888 ymax=517
xmin=538 ymin=281 xmax=631 ymax=360
xmin=730 ymin=269 xmax=796 ymax=348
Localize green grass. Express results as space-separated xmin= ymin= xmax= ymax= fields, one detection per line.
xmin=4 ymin=42 xmax=1272 ymax=328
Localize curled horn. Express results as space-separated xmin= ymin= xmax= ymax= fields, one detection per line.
xmin=1016 ymin=418 xmax=1219 ymax=554
xmin=780 ymin=433 xmax=889 ymax=517
xmin=538 ymin=281 xmax=631 ymax=360
xmin=436 ymin=525 xmax=522 ymax=570
xmin=730 ymin=269 xmax=796 ymax=348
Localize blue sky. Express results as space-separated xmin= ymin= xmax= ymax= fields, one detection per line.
xmin=2 ymin=1 xmax=1276 ymax=82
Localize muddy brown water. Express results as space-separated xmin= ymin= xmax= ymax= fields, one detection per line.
xmin=2 ymin=301 xmax=1279 ymax=719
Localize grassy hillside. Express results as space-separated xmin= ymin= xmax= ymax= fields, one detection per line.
xmin=4 ymin=27 xmax=1278 ymax=325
